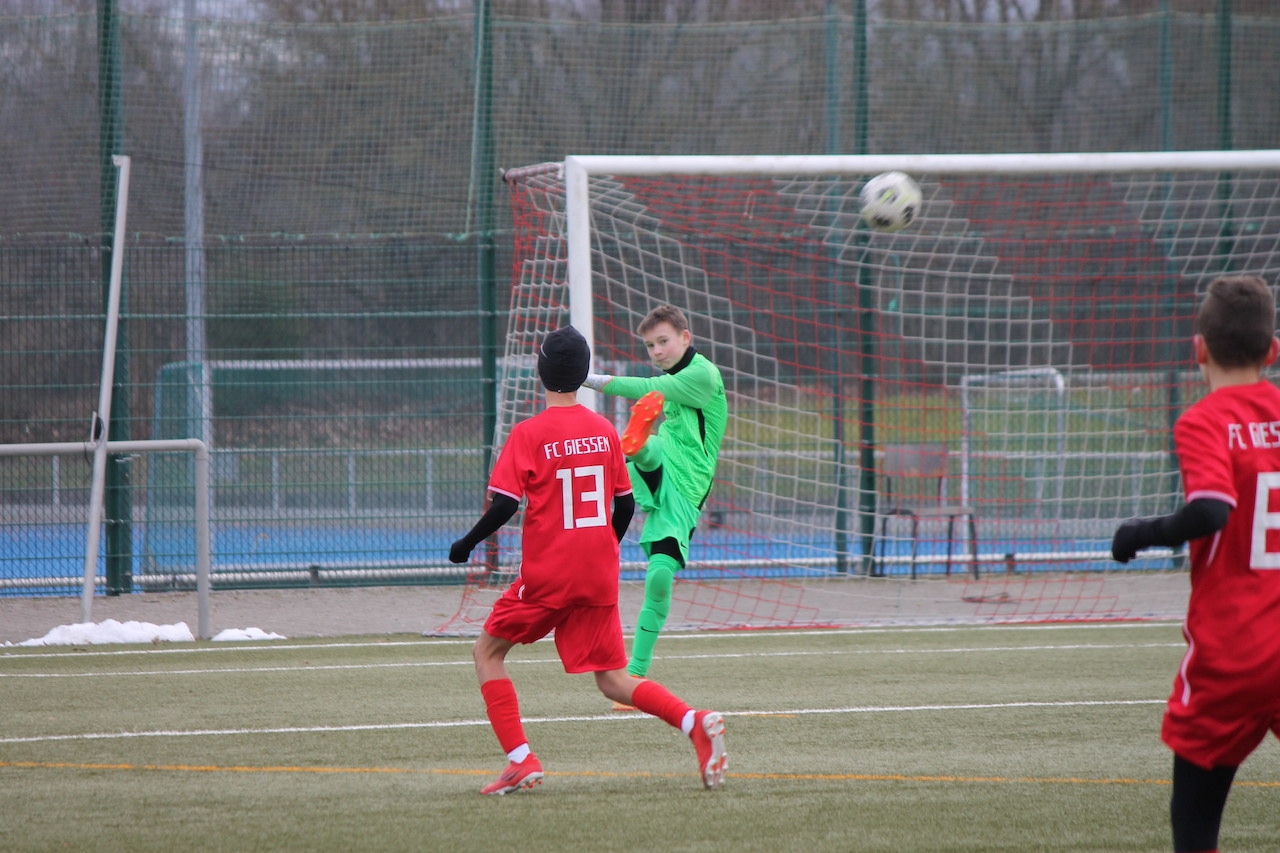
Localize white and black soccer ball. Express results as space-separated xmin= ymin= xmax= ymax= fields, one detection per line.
xmin=858 ymin=171 xmax=922 ymax=233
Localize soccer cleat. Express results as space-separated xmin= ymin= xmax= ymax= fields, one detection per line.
xmin=480 ymin=754 xmax=544 ymax=795
xmin=691 ymin=710 xmax=727 ymax=790
xmin=620 ymin=391 xmax=664 ymax=457
xmin=611 ymin=674 xmax=644 ymax=712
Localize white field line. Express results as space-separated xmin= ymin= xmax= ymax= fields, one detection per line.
xmin=0 ymin=641 xmax=1183 ymax=679
xmin=0 ymin=620 xmax=1181 ymax=660
xmin=0 ymin=625 xmax=1179 ymax=746
xmin=0 ymin=699 xmax=1165 ymax=745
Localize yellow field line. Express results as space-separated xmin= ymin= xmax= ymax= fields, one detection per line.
xmin=3 ymin=760 xmax=1277 ymax=788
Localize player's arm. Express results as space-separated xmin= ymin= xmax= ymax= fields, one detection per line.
xmin=449 ymin=493 xmax=519 ymax=563
xmin=585 ymin=364 xmax=715 ymax=408
xmin=1110 ymin=498 xmax=1231 ymax=563
xmin=612 ymin=491 xmax=635 ymax=542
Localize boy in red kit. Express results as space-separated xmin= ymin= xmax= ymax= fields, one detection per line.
xmin=1111 ymin=274 xmax=1280 ymax=853
xmin=449 ymin=325 xmax=727 ymax=795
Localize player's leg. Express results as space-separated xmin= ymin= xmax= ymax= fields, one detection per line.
xmin=473 ymin=597 xmax=547 ymax=795
xmin=628 ymin=492 xmax=699 ymax=677
xmin=628 ymin=541 xmax=680 ymax=677
xmin=605 ymin=551 xmax=674 ymax=705
xmin=595 ymin=667 xmax=727 ymax=790
xmin=1170 ymin=754 xmax=1236 ymax=852
xmin=626 ymin=441 xmax=661 ymax=514
xmin=1161 ymin=671 xmax=1271 ymax=847
xmin=563 ymin=605 xmax=726 ymax=791
xmin=473 ymin=628 xmax=515 ymax=684
xmin=618 ymin=440 xmax=697 ymax=679
xmin=620 ymin=441 xmax=676 ymax=679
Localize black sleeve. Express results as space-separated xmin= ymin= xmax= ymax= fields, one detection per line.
xmin=449 ymin=493 xmax=519 ymax=563
xmin=612 ymin=492 xmax=635 ymax=542
xmin=1149 ymin=497 xmax=1232 ymax=545
xmin=1111 ymin=498 xmax=1231 ymax=563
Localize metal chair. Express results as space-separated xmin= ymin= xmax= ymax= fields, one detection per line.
xmin=873 ymin=443 xmax=978 ymax=579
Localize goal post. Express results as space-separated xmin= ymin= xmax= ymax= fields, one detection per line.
xmin=0 ymin=439 xmax=212 ymax=639
xmin=434 ymin=149 xmax=1280 ymax=633
xmin=84 ymin=154 xmax=132 ymax=611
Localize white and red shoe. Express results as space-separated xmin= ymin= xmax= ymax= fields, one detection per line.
xmin=690 ymin=710 xmax=727 ymax=790
xmin=480 ymin=754 xmax=544 ymax=795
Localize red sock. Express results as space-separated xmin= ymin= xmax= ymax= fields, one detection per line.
xmin=630 ymin=679 xmax=692 ymax=730
xmin=480 ymin=678 xmax=527 ymax=754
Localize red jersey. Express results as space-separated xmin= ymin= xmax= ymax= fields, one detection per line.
xmin=488 ymin=404 xmax=633 ymax=608
xmin=1174 ymin=380 xmax=1280 ymax=708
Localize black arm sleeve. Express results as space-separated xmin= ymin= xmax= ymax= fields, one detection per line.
xmin=449 ymin=493 xmax=519 ymax=562
xmin=612 ymin=492 xmax=635 ymax=542
xmin=1149 ymin=497 xmax=1232 ymax=546
xmin=1111 ymin=498 xmax=1231 ymax=563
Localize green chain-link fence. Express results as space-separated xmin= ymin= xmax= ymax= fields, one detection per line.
xmin=2 ymin=2 xmax=1279 ymax=594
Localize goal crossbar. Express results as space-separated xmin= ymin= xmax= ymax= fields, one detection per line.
xmin=564 ymin=150 xmax=1280 ymax=178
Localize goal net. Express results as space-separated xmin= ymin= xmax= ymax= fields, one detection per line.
xmin=434 ymin=151 xmax=1280 ymax=633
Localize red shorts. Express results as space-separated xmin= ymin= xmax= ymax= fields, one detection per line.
xmin=483 ymin=585 xmax=627 ymax=674
xmin=1162 ymin=669 xmax=1280 ymax=769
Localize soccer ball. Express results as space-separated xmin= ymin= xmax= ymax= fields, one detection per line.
xmin=859 ymin=171 xmax=922 ymax=233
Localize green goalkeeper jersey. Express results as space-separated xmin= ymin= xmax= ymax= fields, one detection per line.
xmin=604 ymin=348 xmax=726 ymax=507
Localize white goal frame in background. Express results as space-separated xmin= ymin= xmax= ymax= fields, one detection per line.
xmin=449 ymin=148 xmax=1280 ymax=632
xmin=1 ymin=156 xmax=213 ymax=639
xmin=564 ymin=150 xmax=1280 ymax=400
xmin=0 ymin=440 xmax=212 ymax=639
xmin=438 ymin=148 xmax=1280 ymax=631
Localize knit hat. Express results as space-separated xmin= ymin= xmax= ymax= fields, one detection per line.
xmin=537 ymin=326 xmax=590 ymax=392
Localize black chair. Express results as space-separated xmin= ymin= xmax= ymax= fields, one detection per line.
xmin=873 ymin=443 xmax=979 ymax=579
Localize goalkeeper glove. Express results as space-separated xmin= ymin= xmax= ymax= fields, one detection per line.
xmin=581 ymin=374 xmax=613 ymax=392
xmin=1111 ymin=518 xmax=1158 ymax=564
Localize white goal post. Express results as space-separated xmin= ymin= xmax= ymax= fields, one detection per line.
xmin=0 ymin=439 xmax=212 ymax=638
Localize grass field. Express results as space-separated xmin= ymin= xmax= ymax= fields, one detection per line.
xmin=3 ymin=622 xmax=1278 ymax=852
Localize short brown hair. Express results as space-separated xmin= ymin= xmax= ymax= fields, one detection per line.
xmin=637 ymin=304 xmax=690 ymax=336
xmin=1196 ymin=274 xmax=1276 ymax=368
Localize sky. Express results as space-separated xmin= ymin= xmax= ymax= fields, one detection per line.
xmin=3 ymin=620 xmax=285 ymax=647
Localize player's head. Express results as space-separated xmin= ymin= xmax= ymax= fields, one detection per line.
xmin=637 ymin=305 xmax=692 ymax=371
xmin=637 ymin=304 xmax=689 ymax=337
xmin=537 ymin=325 xmax=591 ymax=392
xmin=1195 ymin=275 xmax=1278 ymax=369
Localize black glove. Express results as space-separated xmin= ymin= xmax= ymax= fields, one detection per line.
xmin=449 ymin=538 xmax=473 ymax=564
xmin=1111 ymin=518 xmax=1157 ymax=564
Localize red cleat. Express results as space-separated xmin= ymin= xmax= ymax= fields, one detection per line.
xmin=480 ymin=754 xmax=544 ymax=795
xmin=621 ymin=391 xmax=664 ymax=456
xmin=690 ymin=710 xmax=727 ymax=790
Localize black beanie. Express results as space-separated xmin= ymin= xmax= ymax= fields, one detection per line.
xmin=537 ymin=326 xmax=591 ymax=392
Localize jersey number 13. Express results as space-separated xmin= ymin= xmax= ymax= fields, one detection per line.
xmin=555 ymin=465 xmax=607 ymax=530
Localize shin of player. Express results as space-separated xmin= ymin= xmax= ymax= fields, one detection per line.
xmin=449 ymin=325 xmax=727 ymax=795
xmin=1111 ymin=275 xmax=1280 ymax=853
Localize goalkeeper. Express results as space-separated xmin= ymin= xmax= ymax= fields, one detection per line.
xmin=584 ymin=305 xmax=727 ymax=689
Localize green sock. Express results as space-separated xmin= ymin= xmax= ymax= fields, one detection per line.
xmin=628 ymin=554 xmax=678 ymax=676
